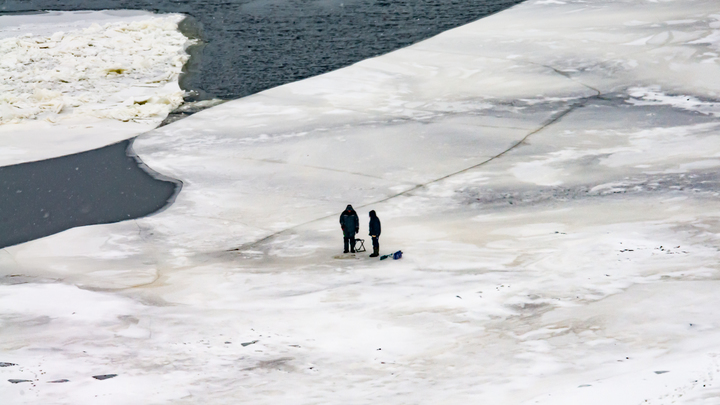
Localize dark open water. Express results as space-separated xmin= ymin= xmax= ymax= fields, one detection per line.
xmin=0 ymin=0 xmax=525 ymax=248
xmin=0 ymin=141 xmax=179 ymax=249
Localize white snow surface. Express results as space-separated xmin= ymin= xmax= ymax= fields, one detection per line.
xmin=3 ymin=0 xmax=720 ymax=403
xmin=0 ymin=11 xmax=191 ymax=165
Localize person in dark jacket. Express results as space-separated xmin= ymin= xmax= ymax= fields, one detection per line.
xmin=368 ymin=210 xmax=381 ymax=257
xmin=339 ymin=204 xmax=359 ymax=253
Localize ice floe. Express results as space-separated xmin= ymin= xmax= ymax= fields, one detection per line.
xmin=0 ymin=11 xmax=192 ymax=165
xmin=3 ymin=0 xmax=720 ymax=403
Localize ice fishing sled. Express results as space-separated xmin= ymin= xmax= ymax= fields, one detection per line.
xmin=380 ymin=250 xmax=403 ymax=260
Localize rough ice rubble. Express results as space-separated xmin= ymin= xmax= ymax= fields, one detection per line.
xmin=0 ymin=11 xmax=192 ymax=165
xmin=0 ymin=15 xmax=189 ymax=124
xmin=3 ymin=0 xmax=720 ymax=404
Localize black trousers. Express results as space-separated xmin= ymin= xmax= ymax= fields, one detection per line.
xmin=343 ymin=236 xmax=356 ymax=252
xmin=371 ymin=236 xmax=379 ymax=251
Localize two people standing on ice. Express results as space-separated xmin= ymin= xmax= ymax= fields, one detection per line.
xmin=339 ymin=204 xmax=381 ymax=257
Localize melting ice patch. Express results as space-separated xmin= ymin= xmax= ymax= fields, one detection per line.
xmin=0 ymin=14 xmax=192 ymax=125
xmin=627 ymin=87 xmax=720 ymax=116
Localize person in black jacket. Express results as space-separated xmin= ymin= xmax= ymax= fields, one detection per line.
xmin=339 ymin=204 xmax=359 ymax=253
xmin=368 ymin=210 xmax=381 ymax=257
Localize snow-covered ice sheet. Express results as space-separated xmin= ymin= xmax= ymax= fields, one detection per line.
xmin=0 ymin=10 xmax=191 ymax=165
xmin=3 ymin=0 xmax=720 ymax=403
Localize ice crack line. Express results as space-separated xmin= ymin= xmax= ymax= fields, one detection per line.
xmin=228 ymin=96 xmax=593 ymax=253
xmin=236 ymin=157 xmax=385 ymax=180
xmin=537 ymin=63 xmax=602 ymax=97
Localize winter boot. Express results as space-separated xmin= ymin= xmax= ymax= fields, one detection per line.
xmin=369 ymin=247 xmax=379 ymax=257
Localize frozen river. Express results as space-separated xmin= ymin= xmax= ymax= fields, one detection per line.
xmin=0 ymin=0 xmax=525 ymax=248
xmin=2 ymin=0 xmax=720 ymax=403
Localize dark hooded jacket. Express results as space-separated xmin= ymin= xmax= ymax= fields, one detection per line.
xmin=369 ymin=210 xmax=381 ymax=236
xmin=339 ymin=205 xmax=359 ymax=237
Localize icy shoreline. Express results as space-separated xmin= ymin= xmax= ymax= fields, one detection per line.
xmin=3 ymin=0 xmax=720 ymax=403
xmin=0 ymin=10 xmax=192 ymax=165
